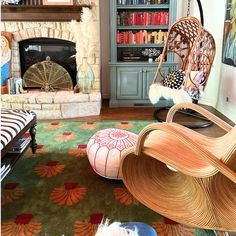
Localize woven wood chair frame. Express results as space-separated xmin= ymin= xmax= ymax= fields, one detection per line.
xmin=121 ymin=103 xmax=236 ymax=233
xmin=153 ymin=16 xmax=216 ymax=91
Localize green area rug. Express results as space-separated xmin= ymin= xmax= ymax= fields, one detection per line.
xmin=1 ymin=120 xmax=215 ymax=236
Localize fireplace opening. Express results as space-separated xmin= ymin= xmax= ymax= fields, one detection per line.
xmin=19 ymin=38 xmax=77 ymax=88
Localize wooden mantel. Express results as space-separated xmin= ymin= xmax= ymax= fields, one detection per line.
xmin=1 ymin=5 xmax=91 ymax=21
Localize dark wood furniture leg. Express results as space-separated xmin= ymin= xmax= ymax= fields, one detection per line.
xmin=29 ymin=122 xmax=37 ymax=154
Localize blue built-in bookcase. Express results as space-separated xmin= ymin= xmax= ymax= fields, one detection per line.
xmin=109 ymin=0 xmax=177 ymax=107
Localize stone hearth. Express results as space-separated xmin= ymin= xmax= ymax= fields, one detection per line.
xmin=1 ymin=0 xmax=101 ymax=119
xmin=1 ymin=91 xmax=101 ymax=119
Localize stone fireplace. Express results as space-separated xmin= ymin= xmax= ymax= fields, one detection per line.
xmin=1 ymin=1 xmax=101 ymax=119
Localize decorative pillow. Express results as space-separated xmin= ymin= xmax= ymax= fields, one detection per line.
xmin=184 ymin=71 xmax=205 ymax=100
xmin=163 ymin=70 xmax=184 ymax=89
xmin=184 ymin=71 xmax=204 ymax=90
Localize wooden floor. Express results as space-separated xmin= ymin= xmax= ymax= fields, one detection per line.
xmin=69 ymin=100 xmax=235 ymax=137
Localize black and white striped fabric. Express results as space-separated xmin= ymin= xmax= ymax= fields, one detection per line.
xmin=1 ymin=110 xmax=35 ymax=151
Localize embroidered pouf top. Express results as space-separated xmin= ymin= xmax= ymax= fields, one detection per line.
xmin=87 ymin=128 xmax=137 ymax=179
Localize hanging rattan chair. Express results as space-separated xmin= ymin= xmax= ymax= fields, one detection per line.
xmin=121 ymin=102 xmax=236 ymax=233
xmin=150 ymin=16 xmax=216 ymax=128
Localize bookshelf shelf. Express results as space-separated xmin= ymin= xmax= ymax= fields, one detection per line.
xmin=117 ymin=43 xmax=164 ymax=47
xmin=117 ymin=4 xmax=169 ymax=9
xmin=117 ymin=25 xmax=168 ymax=30
xmin=109 ymin=0 xmax=177 ymax=108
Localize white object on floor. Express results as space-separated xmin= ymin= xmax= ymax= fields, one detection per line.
xmin=95 ymin=219 xmax=139 ymax=236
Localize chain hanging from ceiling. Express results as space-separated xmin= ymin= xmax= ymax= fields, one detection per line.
xmin=186 ymin=0 xmax=204 ymax=26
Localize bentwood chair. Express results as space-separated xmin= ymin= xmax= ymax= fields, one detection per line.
xmin=121 ymin=103 xmax=236 ymax=234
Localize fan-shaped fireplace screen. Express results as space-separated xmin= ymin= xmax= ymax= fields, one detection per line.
xmin=23 ymin=57 xmax=73 ymax=92
xmin=19 ymin=37 xmax=76 ymax=90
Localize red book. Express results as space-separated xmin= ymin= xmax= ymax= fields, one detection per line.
xmin=157 ymin=12 xmax=161 ymax=25
xmin=137 ymin=12 xmax=142 ymax=25
xmin=165 ymin=12 xmax=169 ymax=25
xmin=160 ymin=12 xmax=168 ymax=25
xmin=120 ymin=32 xmax=124 ymax=44
xmin=117 ymin=31 xmax=120 ymax=44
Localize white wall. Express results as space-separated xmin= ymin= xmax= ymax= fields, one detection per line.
xmin=217 ymin=64 xmax=236 ymax=123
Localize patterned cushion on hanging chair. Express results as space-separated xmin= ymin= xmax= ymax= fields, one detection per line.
xmin=163 ymin=70 xmax=184 ymax=89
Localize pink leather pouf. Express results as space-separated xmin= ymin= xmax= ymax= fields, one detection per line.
xmin=87 ymin=128 xmax=138 ymax=179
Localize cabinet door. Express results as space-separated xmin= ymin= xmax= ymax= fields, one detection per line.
xmin=143 ymin=66 xmax=170 ymax=100
xmin=117 ymin=67 xmax=142 ymax=99
xmin=142 ymin=67 xmax=157 ymax=100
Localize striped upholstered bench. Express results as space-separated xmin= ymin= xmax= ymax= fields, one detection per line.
xmin=1 ymin=110 xmax=37 ymax=158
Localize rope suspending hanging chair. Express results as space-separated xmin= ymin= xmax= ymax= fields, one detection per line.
xmin=149 ymin=3 xmax=215 ymax=129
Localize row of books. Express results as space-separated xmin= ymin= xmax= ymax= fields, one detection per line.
xmin=21 ymin=0 xmax=43 ymax=5
xmin=117 ymin=30 xmax=167 ymax=44
xmin=8 ymin=133 xmax=31 ymax=153
xmin=117 ymin=0 xmax=169 ymax=4
xmin=7 ymin=77 xmax=23 ymax=95
xmin=117 ymin=11 xmax=169 ymax=26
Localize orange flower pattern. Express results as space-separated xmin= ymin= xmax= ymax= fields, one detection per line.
xmin=114 ymin=187 xmax=139 ymax=206
xmin=34 ymin=161 xmax=65 ymax=178
xmin=1 ymin=183 xmax=24 ymax=206
xmin=44 ymin=122 xmax=64 ymax=131
xmin=115 ymin=121 xmax=134 ymax=130
xmin=50 ymin=182 xmax=86 ymax=206
xmin=74 ymin=213 xmax=104 ymax=236
xmin=1 ymin=214 xmax=42 ymax=236
xmin=68 ymin=144 xmax=87 ymax=158
xmin=79 ymin=122 xmax=99 ymax=130
xmin=55 ymin=132 xmax=77 ymax=142
xmin=74 ymin=222 xmax=98 ymax=236
xmin=152 ymin=218 xmax=195 ymax=236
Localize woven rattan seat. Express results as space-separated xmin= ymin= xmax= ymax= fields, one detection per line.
xmin=152 ymin=16 xmax=216 ymax=94
xmin=121 ymin=103 xmax=236 ymax=233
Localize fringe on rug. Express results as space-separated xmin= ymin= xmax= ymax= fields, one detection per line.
xmin=95 ymin=219 xmax=139 ymax=236
xmin=149 ymin=83 xmax=192 ymax=105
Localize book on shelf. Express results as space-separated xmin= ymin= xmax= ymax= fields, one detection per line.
xmin=8 ymin=133 xmax=31 ymax=153
xmin=122 ymin=51 xmax=142 ymax=61
xmin=7 ymin=77 xmax=16 ymax=95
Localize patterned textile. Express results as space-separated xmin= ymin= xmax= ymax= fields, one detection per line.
xmin=163 ymin=70 xmax=184 ymax=89
xmin=0 ymin=110 xmax=34 ymax=150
